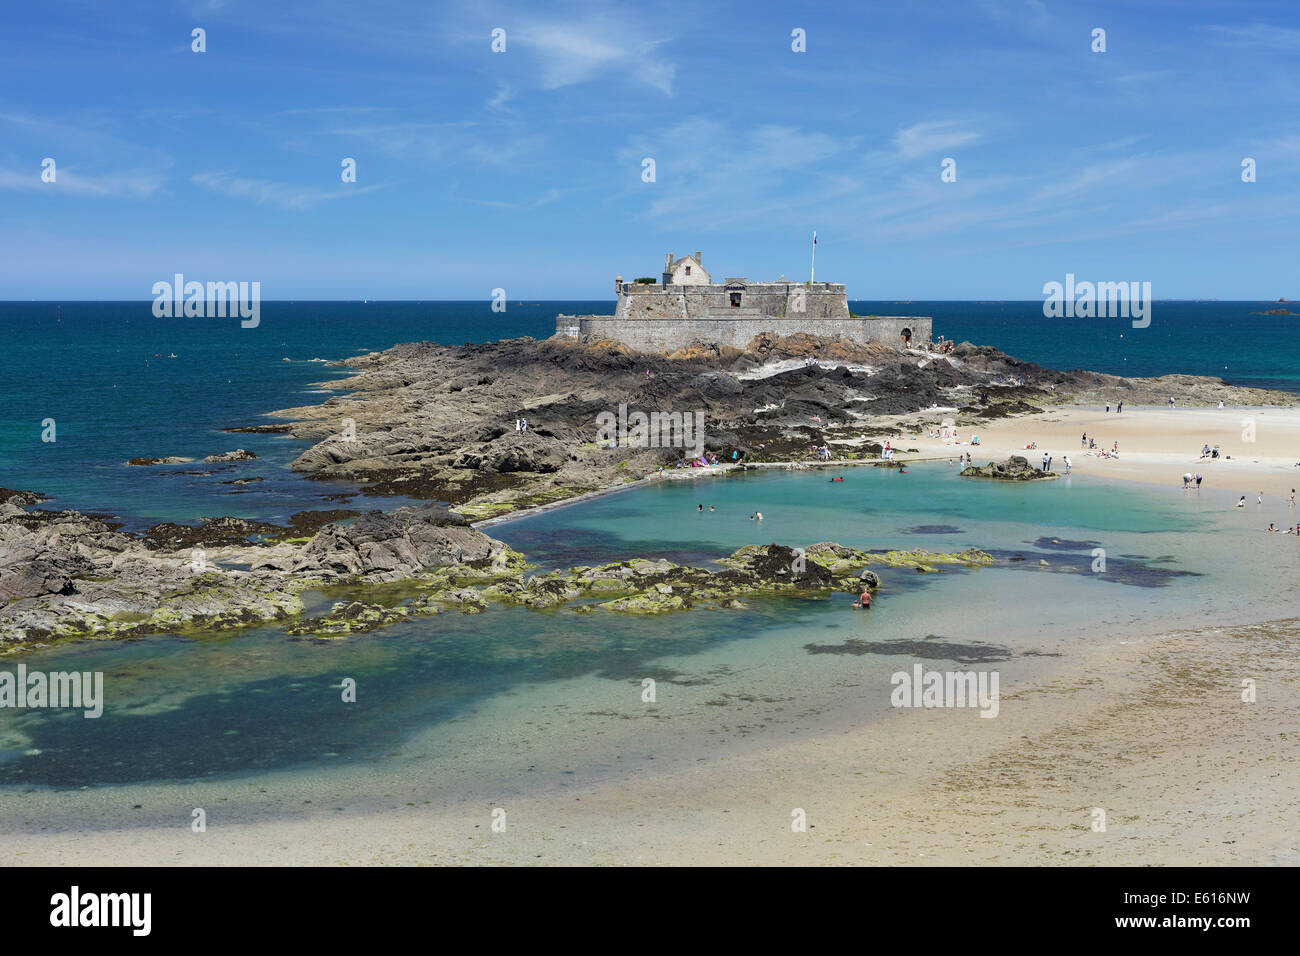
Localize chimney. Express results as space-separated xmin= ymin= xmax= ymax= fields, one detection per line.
xmin=695 ymin=251 xmax=701 ymax=265
xmin=665 ymin=252 xmax=673 ymax=270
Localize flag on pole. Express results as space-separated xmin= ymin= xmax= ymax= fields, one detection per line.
xmin=813 ymin=231 xmax=817 ymax=245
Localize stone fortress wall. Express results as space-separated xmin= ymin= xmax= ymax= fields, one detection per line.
xmin=555 ymin=260 xmax=932 ymax=352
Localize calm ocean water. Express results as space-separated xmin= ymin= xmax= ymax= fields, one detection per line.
xmin=1 ymin=299 xmax=1296 ymax=525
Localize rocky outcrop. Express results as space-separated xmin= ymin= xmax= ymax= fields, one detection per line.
xmin=0 ymin=501 xmax=514 ymax=650
xmin=287 ymin=504 xmax=510 ymax=582
xmin=961 ymin=455 xmax=1057 ymax=481
xmin=204 ymin=449 xmax=257 ymax=463
xmin=125 ymin=456 xmax=194 ymax=465
xmin=257 ymin=334 xmax=1295 ymax=523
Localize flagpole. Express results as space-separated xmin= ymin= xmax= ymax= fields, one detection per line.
xmin=810 ymin=231 xmax=816 ymax=284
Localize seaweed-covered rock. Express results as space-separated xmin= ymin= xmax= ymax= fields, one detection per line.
xmin=285 ymin=601 xmax=411 ymax=638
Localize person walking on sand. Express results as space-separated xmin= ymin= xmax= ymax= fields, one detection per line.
xmin=1258 ymin=491 xmax=1264 ymax=505
xmin=1118 ymin=401 xmax=1123 ymax=413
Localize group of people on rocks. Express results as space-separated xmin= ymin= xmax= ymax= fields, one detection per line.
xmin=675 ymin=452 xmax=720 ymax=468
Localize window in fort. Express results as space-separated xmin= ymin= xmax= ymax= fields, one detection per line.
xmin=901 ymin=327 xmax=912 ymax=345
xmin=730 ymin=292 xmax=742 ymax=307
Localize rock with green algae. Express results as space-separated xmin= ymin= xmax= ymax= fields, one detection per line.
xmin=284 ymin=601 xmax=412 ymax=638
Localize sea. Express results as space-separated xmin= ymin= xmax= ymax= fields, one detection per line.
xmin=2 ymin=300 xmax=1299 ymax=818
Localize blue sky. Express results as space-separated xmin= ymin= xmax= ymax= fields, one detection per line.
xmin=1 ymin=0 xmax=1297 ymax=299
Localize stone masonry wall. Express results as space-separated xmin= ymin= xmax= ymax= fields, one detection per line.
xmin=555 ymin=314 xmax=932 ymax=352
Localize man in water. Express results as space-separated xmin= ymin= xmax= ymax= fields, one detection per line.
xmin=854 ymin=589 xmax=872 ymax=609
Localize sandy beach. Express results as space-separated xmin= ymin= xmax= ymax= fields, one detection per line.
xmin=6 ymin=613 xmax=1296 ymax=866
xmin=891 ymin=404 xmax=1300 ymax=500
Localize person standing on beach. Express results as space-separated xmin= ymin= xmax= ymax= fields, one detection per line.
xmin=1064 ymin=456 xmax=1071 ymax=474
xmin=1117 ymin=401 xmax=1123 ymax=413
xmin=1291 ymin=489 xmax=1296 ymax=507
xmin=1105 ymin=402 xmax=1110 ymax=413
xmin=1081 ymin=432 xmax=1087 ymax=448
xmin=1041 ymin=452 xmax=1049 ymax=472
xmin=1196 ymin=474 xmax=1203 ymax=488
xmin=1047 ymin=455 xmax=1053 ymax=471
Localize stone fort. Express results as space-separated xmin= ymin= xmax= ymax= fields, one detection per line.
xmin=555 ymin=251 xmax=931 ymax=353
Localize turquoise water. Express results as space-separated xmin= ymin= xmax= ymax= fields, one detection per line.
xmin=1 ymin=300 xmax=1297 ymax=526
xmin=6 ymin=464 xmax=1296 ymax=801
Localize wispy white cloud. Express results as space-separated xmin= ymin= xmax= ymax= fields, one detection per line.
xmin=0 ymin=165 xmax=163 ymax=197
xmin=514 ymin=17 xmax=676 ymax=93
xmin=1206 ymin=23 xmax=1300 ymax=52
xmin=892 ymin=121 xmax=981 ymax=158
xmin=191 ymin=170 xmax=384 ymax=210
xmin=486 ymin=83 xmax=514 ymax=111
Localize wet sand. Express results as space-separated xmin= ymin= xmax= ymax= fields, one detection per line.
xmin=5 ymin=614 xmax=1296 ymax=866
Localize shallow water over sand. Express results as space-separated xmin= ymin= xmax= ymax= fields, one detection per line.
xmin=3 ymin=465 xmax=1298 ymax=830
